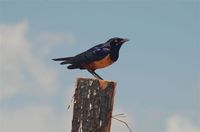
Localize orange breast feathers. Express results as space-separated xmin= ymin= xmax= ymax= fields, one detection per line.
xmin=82 ymin=55 xmax=114 ymax=70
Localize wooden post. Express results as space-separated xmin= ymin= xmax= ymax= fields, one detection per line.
xmin=71 ymin=78 xmax=116 ymax=132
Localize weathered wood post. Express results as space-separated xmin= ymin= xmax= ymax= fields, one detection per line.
xmin=71 ymin=78 xmax=116 ymax=132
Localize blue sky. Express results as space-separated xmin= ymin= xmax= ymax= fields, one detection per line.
xmin=0 ymin=0 xmax=199 ymax=132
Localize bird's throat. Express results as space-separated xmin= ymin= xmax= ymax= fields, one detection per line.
xmin=110 ymin=47 xmax=120 ymax=62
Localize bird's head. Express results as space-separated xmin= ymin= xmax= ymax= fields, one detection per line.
xmin=107 ymin=37 xmax=129 ymax=48
xmin=106 ymin=37 xmax=129 ymax=61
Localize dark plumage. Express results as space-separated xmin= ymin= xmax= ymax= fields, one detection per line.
xmin=53 ymin=37 xmax=129 ymax=80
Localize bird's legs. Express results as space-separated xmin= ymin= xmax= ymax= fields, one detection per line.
xmin=88 ymin=70 xmax=103 ymax=80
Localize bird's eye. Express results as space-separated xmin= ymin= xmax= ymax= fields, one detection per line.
xmin=114 ymin=39 xmax=118 ymax=43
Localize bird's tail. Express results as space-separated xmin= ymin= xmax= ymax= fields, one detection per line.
xmin=52 ymin=57 xmax=73 ymax=65
xmin=52 ymin=57 xmax=72 ymax=61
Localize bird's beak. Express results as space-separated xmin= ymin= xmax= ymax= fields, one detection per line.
xmin=121 ymin=38 xmax=129 ymax=43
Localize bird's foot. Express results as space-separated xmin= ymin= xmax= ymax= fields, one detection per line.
xmin=88 ymin=70 xmax=104 ymax=80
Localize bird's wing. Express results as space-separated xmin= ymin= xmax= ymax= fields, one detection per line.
xmin=86 ymin=43 xmax=110 ymax=52
xmin=60 ymin=45 xmax=110 ymax=65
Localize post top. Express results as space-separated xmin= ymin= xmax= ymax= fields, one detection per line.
xmin=76 ymin=77 xmax=116 ymax=83
xmin=76 ymin=77 xmax=116 ymax=90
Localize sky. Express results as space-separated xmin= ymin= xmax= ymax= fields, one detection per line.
xmin=0 ymin=0 xmax=199 ymax=132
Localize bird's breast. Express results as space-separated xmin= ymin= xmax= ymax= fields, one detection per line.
xmin=82 ymin=55 xmax=114 ymax=70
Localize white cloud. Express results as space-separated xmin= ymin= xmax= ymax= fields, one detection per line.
xmin=0 ymin=20 xmax=30 ymax=100
xmin=0 ymin=105 xmax=72 ymax=132
xmin=0 ymin=20 xmax=77 ymax=131
xmin=33 ymin=31 xmax=76 ymax=56
xmin=165 ymin=114 xmax=200 ymax=132
xmin=0 ymin=20 xmax=75 ymax=101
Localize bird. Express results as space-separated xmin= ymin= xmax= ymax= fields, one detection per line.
xmin=52 ymin=37 xmax=129 ymax=80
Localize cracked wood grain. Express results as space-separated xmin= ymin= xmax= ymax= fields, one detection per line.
xmin=71 ymin=78 xmax=116 ymax=132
